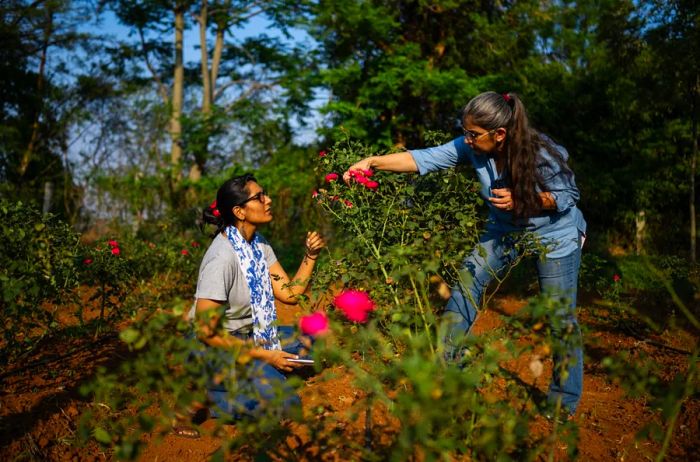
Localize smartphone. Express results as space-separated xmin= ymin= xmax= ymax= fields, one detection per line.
xmin=287 ymin=358 xmax=314 ymax=365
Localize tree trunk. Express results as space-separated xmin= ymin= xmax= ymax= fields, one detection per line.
xmin=20 ymin=8 xmax=53 ymax=178
xmin=189 ymin=0 xmax=210 ymax=183
xmin=42 ymin=181 xmax=53 ymax=215
xmin=635 ymin=210 xmax=646 ymax=255
xmin=170 ymin=5 xmax=185 ymax=185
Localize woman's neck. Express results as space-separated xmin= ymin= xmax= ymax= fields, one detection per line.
xmin=227 ymin=222 xmax=256 ymax=242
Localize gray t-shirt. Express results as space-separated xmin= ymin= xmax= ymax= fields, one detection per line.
xmin=187 ymin=232 xmax=277 ymax=334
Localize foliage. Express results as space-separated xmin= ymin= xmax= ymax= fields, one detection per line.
xmin=0 ymin=200 xmax=80 ymax=361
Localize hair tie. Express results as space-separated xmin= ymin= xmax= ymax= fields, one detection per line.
xmin=209 ymin=199 xmax=221 ymax=217
xmin=502 ymin=93 xmax=512 ymax=103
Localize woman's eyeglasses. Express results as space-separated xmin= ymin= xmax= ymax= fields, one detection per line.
xmin=238 ymin=190 xmax=267 ymax=206
xmin=462 ymin=127 xmax=496 ymax=141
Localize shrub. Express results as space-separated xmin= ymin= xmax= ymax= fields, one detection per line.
xmin=0 ymin=201 xmax=81 ymax=361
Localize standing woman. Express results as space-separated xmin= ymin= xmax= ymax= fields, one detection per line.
xmin=189 ymin=173 xmax=325 ymax=419
xmin=344 ymin=91 xmax=586 ymax=417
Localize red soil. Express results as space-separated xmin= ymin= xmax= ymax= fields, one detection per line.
xmin=1 ymin=295 xmax=697 ymax=461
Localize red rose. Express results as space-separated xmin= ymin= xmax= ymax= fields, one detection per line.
xmin=325 ymin=173 xmax=339 ymax=183
xmin=111 ymin=247 xmax=120 ymax=255
xmin=108 ymin=240 xmax=118 ymax=248
xmin=299 ymin=312 xmax=330 ymax=336
xmin=181 ymin=249 xmax=189 ymax=255
xmin=334 ymin=290 xmax=375 ymax=323
xmin=319 ymin=150 xmax=327 ymax=157
xmin=83 ymin=258 xmax=93 ymax=265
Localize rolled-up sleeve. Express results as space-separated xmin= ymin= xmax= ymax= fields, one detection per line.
xmin=409 ymin=137 xmax=473 ymax=175
xmin=539 ymin=148 xmax=580 ymax=213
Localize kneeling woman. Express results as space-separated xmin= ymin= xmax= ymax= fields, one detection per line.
xmin=189 ymin=173 xmax=324 ymax=418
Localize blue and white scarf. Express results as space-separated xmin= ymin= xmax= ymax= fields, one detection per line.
xmin=226 ymin=226 xmax=281 ymax=350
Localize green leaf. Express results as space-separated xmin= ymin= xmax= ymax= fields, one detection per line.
xmin=119 ymin=328 xmax=140 ymax=344
xmin=93 ymin=427 xmax=111 ymax=444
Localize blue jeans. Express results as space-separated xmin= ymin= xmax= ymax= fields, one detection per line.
xmin=206 ymin=326 xmax=309 ymax=420
xmin=443 ymin=232 xmax=583 ymax=415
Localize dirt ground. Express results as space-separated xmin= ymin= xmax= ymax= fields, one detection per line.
xmin=1 ymin=294 xmax=698 ymax=461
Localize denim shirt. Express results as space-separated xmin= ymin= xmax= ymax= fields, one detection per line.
xmin=410 ymin=136 xmax=587 ymax=258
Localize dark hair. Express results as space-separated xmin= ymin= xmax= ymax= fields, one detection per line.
xmin=463 ymin=91 xmax=573 ymax=218
xmin=202 ymin=173 xmax=257 ymax=235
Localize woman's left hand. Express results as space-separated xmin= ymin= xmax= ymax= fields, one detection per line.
xmin=305 ymin=231 xmax=325 ymax=259
xmin=489 ymin=188 xmax=514 ymax=211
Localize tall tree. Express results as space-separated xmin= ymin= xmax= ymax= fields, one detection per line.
xmin=106 ymin=0 xmax=315 ymax=207
xmin=0 ymin=0 xmax=95 ymax=219
xmin=307 ymin=0 xmax=537 ymax=148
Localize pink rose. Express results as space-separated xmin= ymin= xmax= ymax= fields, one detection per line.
xmin=613 ymin=274 xmax=621 ymax=283
xmin=319 ymin=150 xmax=327 ymax=157
xmin=181 ymin=249 xmax=189 ymax=255
xmin=312 ymin=190 xmax=319 ymax=198
xmin=325 ymin=173 xmax=339 ymax=182
xmin=334 ymin=290 xmax=375 ymax=323
xmin=363 ymin=169 xmax=374 ymax=177
xmin=108 ymin=240 xmax=118 ymax=248
xmin=365 ymin=181 xmax=379 ymax=190
xmin=299 ymin=312 xmax=330 ymax=336
xmin=343 ymin=199 xmax=353 ymax=208
xmin=111 ymin=247 xmax=120 ymax=255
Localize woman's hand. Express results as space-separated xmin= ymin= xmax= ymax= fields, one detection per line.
xmin=305 ymin=231 xmax=325 ymax=259
xmin=343 ymin=157 xmax=374 ymax=183
xmin=257 ymin=349 xmax=304 ymax=372
xmin=489 ymin=188 xmax=514 ymax=211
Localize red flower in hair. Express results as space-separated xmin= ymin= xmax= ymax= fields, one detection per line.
xmin=502 ymin=93 xmax=511 ymax=102
xmin=213 ymin=209 xmax=221 ymax=217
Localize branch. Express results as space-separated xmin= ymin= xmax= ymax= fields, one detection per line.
xmin=223 ymin=80 xmax=279 ymax=111
xmin=138 ymin=27 xmax=170 ymax=104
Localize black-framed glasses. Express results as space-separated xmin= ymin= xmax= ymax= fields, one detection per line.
xmin=462 ymin=127 xmax=496 ymax=141
xmin=237 ymin=189 xmax=267 ymax=206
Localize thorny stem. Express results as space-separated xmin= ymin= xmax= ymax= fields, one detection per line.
xmin=409 ymin=275 xmax=435 ymax=354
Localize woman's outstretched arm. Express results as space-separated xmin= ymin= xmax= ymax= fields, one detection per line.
xmin=343 ymin=152 xmax=418 ymax=182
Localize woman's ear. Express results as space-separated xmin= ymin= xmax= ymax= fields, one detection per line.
xmin=233 ymin=206 xmax=245 ymax=221
xmin=494 ymin=127 xmax=507 ymax=143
